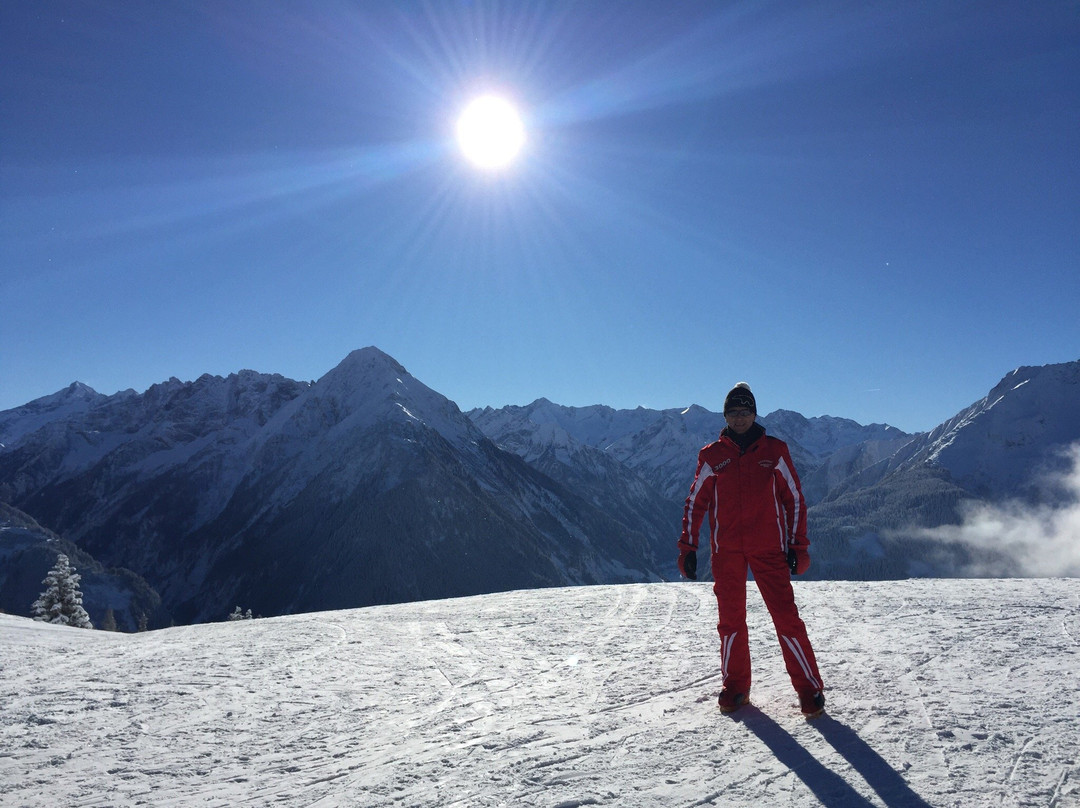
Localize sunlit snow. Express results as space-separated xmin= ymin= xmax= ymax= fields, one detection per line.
xmin=2 ymin=579 xmax=1077 ymax=807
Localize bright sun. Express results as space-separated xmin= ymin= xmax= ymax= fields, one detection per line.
xmin=456 ymin=95 xmax=525 ymax=170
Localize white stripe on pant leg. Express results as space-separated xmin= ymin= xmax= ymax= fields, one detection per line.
xmin=782 ymin=635 xmax=821 ymax=691
xmin=721 ymin=632 xmax=737 ymax=686
xmin=781 ymin=635 xmax=821 ymax=691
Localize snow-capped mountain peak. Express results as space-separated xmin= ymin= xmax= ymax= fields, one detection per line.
xmin=269 ymin=346 xmax=481 ymax=450
xmin=0 ymin=381 xmax=108 ymax=448
xmin=889 ymin=361 xmax=1080 ymax=499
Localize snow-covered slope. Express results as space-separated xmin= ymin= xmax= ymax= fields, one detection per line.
xmin=1 ymin=579 xmax=1076 ymax=807
xmin=875 ymin=361 xmax=1080 ymax=501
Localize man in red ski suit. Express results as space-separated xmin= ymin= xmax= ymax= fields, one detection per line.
xmin=678 ymin=382 xmax=825 ymax=717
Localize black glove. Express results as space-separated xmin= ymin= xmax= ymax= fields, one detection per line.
xmin=678 ymin=548 xmax=697 ymax=580
xmin=787 ymin=546 xmax=811 ymax=575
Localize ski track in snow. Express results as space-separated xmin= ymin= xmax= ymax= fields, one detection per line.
xmin=1 ymin=579 xmax=1078 ymax=807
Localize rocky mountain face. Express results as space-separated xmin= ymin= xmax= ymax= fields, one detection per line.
xmin=0 ymin=349 xmax=666 ymax=625
xmin=2 ymin=352 xmax=1077 ymax=626
xmin=808 ymin=361 xmax=1080 ymax=578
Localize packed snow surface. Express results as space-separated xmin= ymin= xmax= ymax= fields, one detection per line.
xmin=2 ymin=579 xmax=1078 ymax=807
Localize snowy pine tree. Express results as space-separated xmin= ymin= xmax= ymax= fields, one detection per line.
xmin=32 ymin=554 xmax=93 ymax=629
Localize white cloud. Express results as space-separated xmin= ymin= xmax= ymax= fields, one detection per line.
xmin=916 ymin=442 xmax=1080 ymax=577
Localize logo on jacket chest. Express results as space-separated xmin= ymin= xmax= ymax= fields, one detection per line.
xmin=758 ymin=460 xmax=775 ymax=469
xmin=711 ymin=458 xmax=731 ymax=474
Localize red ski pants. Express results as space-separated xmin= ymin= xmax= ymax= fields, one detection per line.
xmin=712 ymin=548 xmax=823 ymax=695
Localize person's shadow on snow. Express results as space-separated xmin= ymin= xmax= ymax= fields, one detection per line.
xmin=732 ymin=708 xmax=934 ymax=808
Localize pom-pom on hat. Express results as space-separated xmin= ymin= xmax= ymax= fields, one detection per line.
xmin=724 ymin=382 xmax=756 ymax=414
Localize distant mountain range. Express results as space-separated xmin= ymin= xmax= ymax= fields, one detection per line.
xmin=1 ymin=349 xmax=1077 ymax=627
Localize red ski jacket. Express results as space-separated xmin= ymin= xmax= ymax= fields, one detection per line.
xmin=679 ymin=426 xmax=808 ymax=557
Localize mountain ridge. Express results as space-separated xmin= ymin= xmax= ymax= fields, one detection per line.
xmin=0 ymin=347 xmax=669 ymax=624
xmin=2 ymin=351 xmax=1077 ymax=625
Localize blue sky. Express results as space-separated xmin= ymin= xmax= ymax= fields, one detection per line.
xmin=2 ymin=1 xmax=1077 ymax=434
